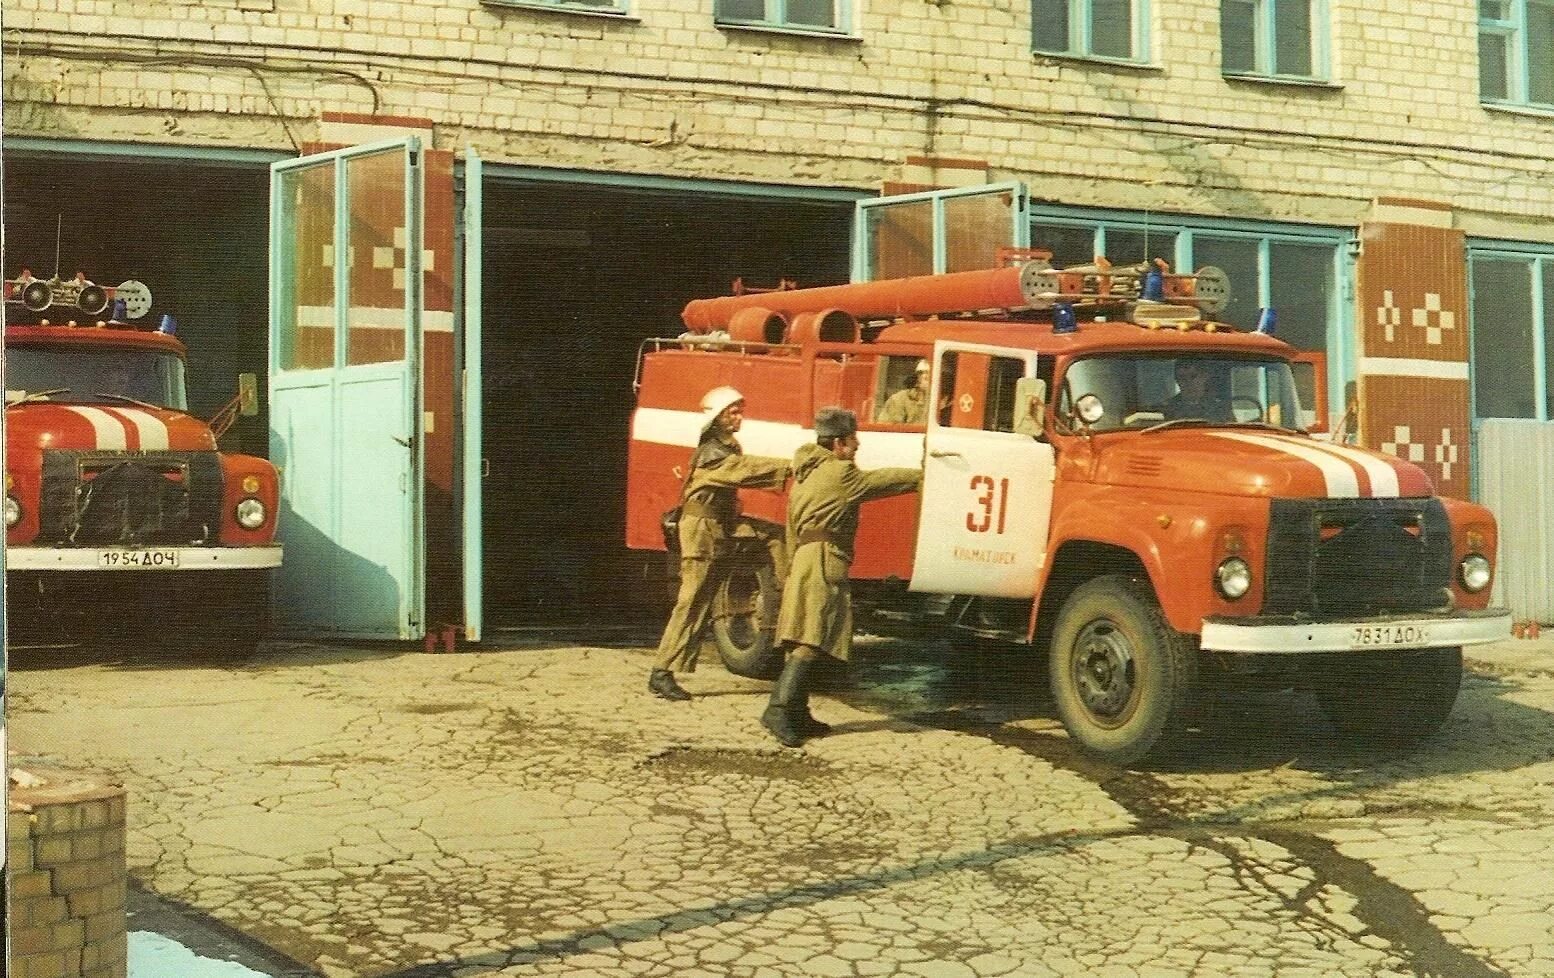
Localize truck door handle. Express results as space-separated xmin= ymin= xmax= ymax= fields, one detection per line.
xmin=929 ymin=449 xmax=963 ymax=458
xmin=392 ymin=435 xmax=412 ymax=448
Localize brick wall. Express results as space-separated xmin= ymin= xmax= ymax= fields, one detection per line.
xmin=6 ymin=768 xmax=128 ymax=978
xmin=4 ymin=1 xmax=1554 ymax=239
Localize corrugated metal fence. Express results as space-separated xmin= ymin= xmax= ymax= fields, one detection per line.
xmin=1478 ymin=419 xmax=1554 ymax=623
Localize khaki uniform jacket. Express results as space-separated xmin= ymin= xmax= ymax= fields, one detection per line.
xmin=877 ymin=386 xmax=928 ymax=425
xmin=676 ymin=436 xmax=791 ymax=559
xmin=776 ymin=443 xmax=921 ymax=660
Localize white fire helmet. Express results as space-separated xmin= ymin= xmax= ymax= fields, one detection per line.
xmin=916 ymin=359 xmax=930 ymax=373
xmin=700 ymin=386 xmax=745 ymax=434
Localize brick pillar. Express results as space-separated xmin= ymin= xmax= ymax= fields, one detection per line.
xmin=1354 ymin=197 xmax=1472 ymax=499
xmin=6 ymin=767 xmax=128 ymax=978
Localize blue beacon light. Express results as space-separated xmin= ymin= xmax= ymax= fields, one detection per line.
xmin=1053 ymin=302 xmax=1078 ymax=334
xmin=1256 ymin=308 xmax=1277 ymax=334
xmin=1142 ymin=268 xmax=1165 ymax=301
xmin=158 ymin=314 xmax=178 ymax=335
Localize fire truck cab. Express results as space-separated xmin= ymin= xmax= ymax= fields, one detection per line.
xmin=627 ymin=255 xmax=1512 ymax=764
xmin=4 ymin=271 xmax=282 ymax=652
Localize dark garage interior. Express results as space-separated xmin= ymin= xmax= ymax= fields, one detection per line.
xmin=477 ymin=180 xmax=855 ymax=631
xmin=2 ymin=153 xmax=272 ymax=458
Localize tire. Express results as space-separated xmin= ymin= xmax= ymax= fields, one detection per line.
xmin=712 ymin=551 xmax=783 ymax=679
xmin=1048 ymin=574 xmax=1198 ymax=766
xmin=1312 ymin=646 xmax=1462 ymax=747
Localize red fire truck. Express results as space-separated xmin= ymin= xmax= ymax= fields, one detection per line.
xmin=626 ymin=255 xmax=1511 ymax=764
xmin=4 ymin=270 xmax=281 ymax=652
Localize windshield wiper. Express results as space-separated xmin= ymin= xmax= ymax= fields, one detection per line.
xmin=88 ymin=392 xmax=162 ymax=410
xmin=1223 ymin=419 xmax=1289 ymax=432
xmin=5 ymin=388 xmax=71 ymax=408
xmin=1142 ymin=417 xmax=1294 ymax=435
xmin=1141 ymin=417 xmax=1211 ymax=434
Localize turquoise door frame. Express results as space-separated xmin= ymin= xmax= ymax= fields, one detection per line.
xmin=851 ymin=181 xmax=1030 ymax=282
xmin=269 ymin=137 xmax=426 ymax=639
xmin=459 ymin=149 xmax=483 ymax=642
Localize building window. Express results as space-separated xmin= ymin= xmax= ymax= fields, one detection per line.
xmin=716 ymin=0 xmax=844 ymax=32
xmin=1032 ymin=0 xmax=1147 ymax=62
xmin=1032 ymin=215 xmax=1342 ymax=426
xmin=1221 ymin=0 xmax=1325 ymax=78
xmin=1480 ymin=0 xmax=1554 ymax=107
xmin=1468 ymin=250 xmax=1554 ymax=419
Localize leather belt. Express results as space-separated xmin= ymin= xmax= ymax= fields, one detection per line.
xmin=679 ymin=498 xmax=726 ymax=520
xmin=797 ymin=528 xmax=843 ymax=547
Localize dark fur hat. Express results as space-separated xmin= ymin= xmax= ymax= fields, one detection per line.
xmin=814 ymin=407 xmax=858 ymax=440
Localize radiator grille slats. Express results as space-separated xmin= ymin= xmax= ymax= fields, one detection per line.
xmin=1263 ymin=497 xmax=1453 ymax=617
xmin=38 ymin=451 xmax=224 ymax=546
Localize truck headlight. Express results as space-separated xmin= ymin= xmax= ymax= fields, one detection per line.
xmin=4 ymin=496 xmax=21 ymax=528
xmin=1215 ymin=556 xmax=1252 ymax=600
xmin=1459 ymin=553 xmax=1491 ymax=592
xmin=235 ymin=497 xmax=266 ymax=530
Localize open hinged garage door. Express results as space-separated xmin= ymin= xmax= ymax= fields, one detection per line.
xmin=269 ymin=138 xmax=426 ymax=639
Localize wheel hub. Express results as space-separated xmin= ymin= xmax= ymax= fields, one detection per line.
xmin=1073 ymin=620 xmax=1136 ymax=721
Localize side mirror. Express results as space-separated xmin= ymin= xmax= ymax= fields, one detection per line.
xmin=1013 ymin=377 xmax=1047 ymax=436
xmin=238 ymin=372 xmax=259 ymax=417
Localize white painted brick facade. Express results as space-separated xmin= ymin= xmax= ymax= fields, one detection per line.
xmin=4 ymin=0 xmax=1553 ymax=238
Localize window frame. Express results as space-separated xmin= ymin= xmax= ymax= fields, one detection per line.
xmin=1031 ymin=0 xmax=1152 ymax=65
xmin=1029 ymin=207 xmax=1351 ymax=427
xmin=1479 ymin=0 xmax=1554 ymax=108
xmin=714 ymin=0 xmax=851 ymax=35
xmin=1467 ymin=243 xmax=1554 ymax=421
xmin=1220 ymin=0 xmax=1330 ymax=81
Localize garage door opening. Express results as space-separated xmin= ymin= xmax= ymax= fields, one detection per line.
xmin=2 ymin=155 xmax=272 ymax=457
xmin=478 ymin=181 xmax=854 ymax=631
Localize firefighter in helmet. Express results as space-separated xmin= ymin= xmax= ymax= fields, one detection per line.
xmin=761 ymin=407 xmax=921 ymax=747
xmin=877 ymin=359 xmax=932 ymax=425
xmin=649 ymin=386 xmax=792 ymax=701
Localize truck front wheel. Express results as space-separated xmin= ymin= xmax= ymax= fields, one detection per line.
xmin=711 ymin=552 xmax=782 ymax=679
xmin=1049 ymin=575 xmax=1198 ymax=766
xmin=1312 ymin=647 xmax=1462 ymax=747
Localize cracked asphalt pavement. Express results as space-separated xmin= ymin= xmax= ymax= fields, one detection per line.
xmin=7 ymin=631 xmax=1554 ymax=977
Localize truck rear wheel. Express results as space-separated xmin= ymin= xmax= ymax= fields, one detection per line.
xmin=1049 ymin=575 xmax=1197 ymax=766
xmin=712 ymin=553 xmax=782 ymax=679
xmin=1312 ymin=647 xmax=1462 ymax=747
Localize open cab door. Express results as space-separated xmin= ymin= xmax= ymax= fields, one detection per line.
xmin=910 ymin=341 xmax=1055 ymax=598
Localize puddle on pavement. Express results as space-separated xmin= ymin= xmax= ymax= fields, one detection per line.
xmin=643 ymin=745 xmax=832 ymax=781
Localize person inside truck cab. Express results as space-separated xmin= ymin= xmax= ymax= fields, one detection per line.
xmin=877 ymin=359 xmax=931 ymax=425
xmin=1163 ymin=360 xmax=1232 ymax=422
xmin=94 ymin=363 xmax=137 ymax=398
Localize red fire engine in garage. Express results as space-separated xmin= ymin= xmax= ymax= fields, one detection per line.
xmin=4 ymin=270 xmax=281 ymax=651
xmin=626 ymin=254 xmax=1512 ymax=764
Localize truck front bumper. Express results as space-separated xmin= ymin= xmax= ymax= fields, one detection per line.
xmin=6 ymin=545 xmax=283 ymax=571
xmin=1200 ymin=608 xmax=1512 ymax=654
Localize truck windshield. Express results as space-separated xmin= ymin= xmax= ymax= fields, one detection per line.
xmin=1061 ymin=353 xmax=1306 ymax=433
xmin=5 ymin=344 xmax=189 ymax=411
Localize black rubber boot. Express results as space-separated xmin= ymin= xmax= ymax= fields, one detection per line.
xmin=761 ymin=655 xmax=815 ymax=748
xmin=795 ymin=687 xmax=832 ymax=738
xmin=648 ymin=668 xmax=691 ymax=701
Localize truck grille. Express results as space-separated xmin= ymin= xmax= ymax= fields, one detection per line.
xmin=37 ymin=450 xmax=224 ymax=546
xmin=1262 ymin=497 xmax=1453 ymax=618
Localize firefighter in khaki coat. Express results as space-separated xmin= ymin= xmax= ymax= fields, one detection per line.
xmin=762 ymin=407 xmax=922 ymax=747
xmin=649 ymin=387 xmax=792 ymax=701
